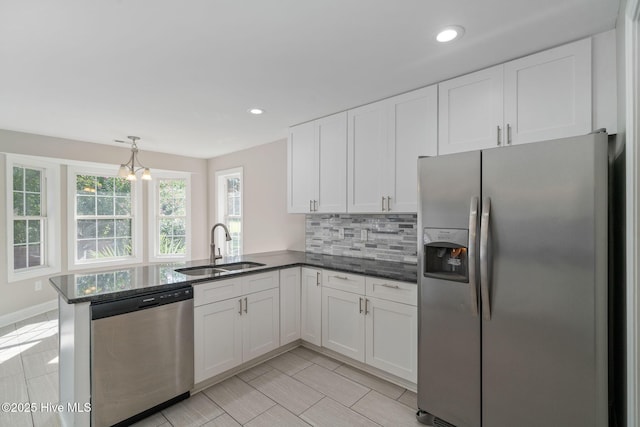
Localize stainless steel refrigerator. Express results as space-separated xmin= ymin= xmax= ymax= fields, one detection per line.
xmin=416 ymin=133 xmax=608 ymax=427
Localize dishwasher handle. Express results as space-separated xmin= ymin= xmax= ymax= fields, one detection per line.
xmin=92 ymin=287 xmax=193 ymax=320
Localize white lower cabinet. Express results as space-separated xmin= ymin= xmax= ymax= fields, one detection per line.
xmin=301 ymin=267 xmax=322 ymax=346
xmin=280 ymin=267 xmax=301 ymax=346
xmin=365 ymin=296 xmax=417 ymax=382
xmin=322 ymin=287 xmax=366 ymax=362
xmin=194 ymin=272 xmax=279 ymax=383
xmin=321 ymin=271 xmax=418 ymax=383
xmin=194 ymin=297 xmax=243 ymax=382
xmin=242 ymin=288 xmax=280 ymax=361
xmin=194 ymin=267 xmax=417 ymax=385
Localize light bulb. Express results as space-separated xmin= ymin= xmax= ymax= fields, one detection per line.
xmin=142 ymin=168 xmax=152 ymax=180
xmin=126 ymin=172 xmax=137 ymax=181
xmin=117 ymin=165 xmax=129 ymax=178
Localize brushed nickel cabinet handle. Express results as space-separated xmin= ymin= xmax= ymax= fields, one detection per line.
xmin=381 ymin=196 xmax=386 ymax=211
xmin=244 ymin=297 xmax=248 ymax=314
xmin=359 ymin=297 xmax=363 ymax=314
xmin=497 ymin=125 xmax=502 ymax=146
xmin=334 ymin=275 xmax=349 ymax=280
xmin=364 ymin=299 xmax=369 ymax=315
xmin=309 ymin=200 xmax=313 ymax=212
xmin=316 ymin=271 xmax=320 ymax=286
xmin=507 ymin=124 xmax=512 ymax=145
xmin=381 ymin=284 xmax=400 ymax=289
xmin=238 ymin=298 xmax=243 ymax=315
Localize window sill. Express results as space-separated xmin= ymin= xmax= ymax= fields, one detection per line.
xmin=7 ymin=265 xmax=61 ymax=284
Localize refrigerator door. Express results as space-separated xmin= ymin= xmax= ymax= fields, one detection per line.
xmin=417 ymin=151 xmax=481 ymax=427
xmin=481 ymin=134 xmax=608 ymax=427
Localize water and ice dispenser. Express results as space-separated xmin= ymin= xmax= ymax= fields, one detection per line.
xmin=423 ymin=228 xmax=469 ymax=283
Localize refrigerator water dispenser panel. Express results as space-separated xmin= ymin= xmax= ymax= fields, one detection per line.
xmin=423 ymin=228 xmax=469 ymax=282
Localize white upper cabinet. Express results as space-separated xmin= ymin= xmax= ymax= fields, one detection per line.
xmin=439 ymin=38 xmax=592 ymax=154
xmin=438 ymin=65 xmax=504 ymax=154
xmin=504 ymin=38 xmax=592 ymax=145
xmin=347 ymin=100 xmax=388 ymax=213
xmin=288 ymin=122 xmax=316 ymax=213
xmin=386 ymin=85 xmax=438 ymax=212
xmin=317 ymin=113 xmax=348 ymax=213
xmin=348 ymin=86 xmax=438 ymax=213
xmin=287 ymin=112 xmax=347 ymax=213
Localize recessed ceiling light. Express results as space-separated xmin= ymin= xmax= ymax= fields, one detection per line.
xmin=248 ymin=108 xmax=264 ymax=115
xmin=436 ymin=26 xmax=465 ymax=43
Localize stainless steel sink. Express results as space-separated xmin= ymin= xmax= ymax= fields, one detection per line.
xmin=174 ymin=266 xmax=226 ymax=276
xmin=175 ymin=262 xmax=265 ymax=276
xmin=215 ymin=262 xmax=265 ymax=271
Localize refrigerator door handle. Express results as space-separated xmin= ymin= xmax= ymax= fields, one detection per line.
xmin=468 ymin=196 xmax=479 ymax=317
xmin=480 ymin=197 xmax=492 ymax=320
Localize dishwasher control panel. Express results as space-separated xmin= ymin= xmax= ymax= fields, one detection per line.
xmin=92 ymin=287 xmax=193 ymax=320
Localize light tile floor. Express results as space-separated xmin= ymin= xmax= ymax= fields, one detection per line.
xmin=0 ymin=311 xmax=423 ymax=427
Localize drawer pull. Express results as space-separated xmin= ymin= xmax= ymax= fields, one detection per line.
xmin=334 ymin=275 xmax=349 ymax=280
xmin=381 ymin=284 xmax=401 ymax=289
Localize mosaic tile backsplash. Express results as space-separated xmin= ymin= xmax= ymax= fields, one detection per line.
xmin=305 ymin=214 xmax=418 ymax=264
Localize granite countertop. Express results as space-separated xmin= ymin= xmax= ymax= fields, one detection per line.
xmin=49 ymin=250 xmax=418 ymax=304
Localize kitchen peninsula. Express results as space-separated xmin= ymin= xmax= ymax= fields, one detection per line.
xmin=50 ymin=250 xmax=418 ymax=426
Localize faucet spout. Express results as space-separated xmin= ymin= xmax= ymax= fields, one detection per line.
xmin=210 ymin=223 xmax=232 ymax=264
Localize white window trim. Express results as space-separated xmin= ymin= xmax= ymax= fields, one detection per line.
xmin=67 ymin=165 xmax=143 ymax=271
xmin=148 ymin=171 xmax=192 ymax=262
xmin=5 ymin=154 xmax=61 ymax=283
xmin=215 ymin=166 xmax=243 ymax=256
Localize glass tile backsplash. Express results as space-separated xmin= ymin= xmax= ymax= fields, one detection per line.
xmin=305 ymin=214 xmax=417 ymax=264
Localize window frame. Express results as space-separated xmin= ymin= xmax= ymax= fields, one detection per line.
xmin=215 ymin=167 xmax=243 ymax=256
xmin=5 ymin=154 xmax=61 ymax=283
xmin=67 ymin=165 xmax=143 ymax=271
xmin=148 ymin=172 xmax=191 ymax=262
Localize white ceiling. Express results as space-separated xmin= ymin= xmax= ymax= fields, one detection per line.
xmin=0 ymin=0 xmax=620 ymax=159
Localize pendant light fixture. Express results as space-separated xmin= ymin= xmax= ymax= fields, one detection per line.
xmin=115 ymin=136 xmax=151 ymax=181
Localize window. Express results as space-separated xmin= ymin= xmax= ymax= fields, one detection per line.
xmin=6 ymin=155 xmax=60 ymax=282
xmin=215 ymin=167 xmax=243 ymax=256
xmin=149 ymin=174 xmax=191 ymax=261
xmin=68 ymin=166 xmax=142 ymax=269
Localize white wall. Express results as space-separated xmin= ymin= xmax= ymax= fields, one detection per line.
xmin=0 ymin=129 xmax=209 ymax=319
xmin=208 ymin=138 xmax=305 ymax=254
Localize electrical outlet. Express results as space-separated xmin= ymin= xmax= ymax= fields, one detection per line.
xmin=361 ymin=229 xmax=368 ymax=241
xmin=338 ymin=228 xmax=345 ymax=239
xmin=34 ymin=280 xmax=42 ymax=291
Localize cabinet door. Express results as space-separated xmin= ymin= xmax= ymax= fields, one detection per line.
xmin=365 ymin=297 xmax=417 ymax=383
xmin=387 ymin=85 xmax=438 ymax=212
xmin=322 ymin=287 xmax=365 ymax=362
xmin=301 ymin=267 xmax=322 ymax=346
xmin=243 ymin=288 xmax=280 ymax=361
xmin=194 ymin=298 xmax=243 ymax=383
xmin=280 ymin=268 xmax=301 ymax=346
xmin=288 ymin=122 xmax=317 ymax=213
xmin=504 ymin=38 xmax=591 ymax=145
xmin=438 ymin=65 xmax=504 ymax=155
xmin=347 ymin=100 xmax=387 ymax=213
xmin=317 ymin=112 xmax=347 ymax=213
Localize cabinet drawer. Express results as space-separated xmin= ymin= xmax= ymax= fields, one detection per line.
xmin=365 ymin=277 xmax=417 ymax=306
xmin=242 ymin=271 xmax=279 ymax=295
xmin=194 ymin=278 xmax=243 ymax=307
xmin=323 ymin=270 xmax=365 ymax=294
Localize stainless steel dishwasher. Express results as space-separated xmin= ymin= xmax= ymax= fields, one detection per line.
xmin=91 ymin=287 xmax=194 ymax=427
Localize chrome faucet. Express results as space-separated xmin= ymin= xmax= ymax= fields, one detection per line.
xmin=210 ymin=223 xmax=232 ymax=264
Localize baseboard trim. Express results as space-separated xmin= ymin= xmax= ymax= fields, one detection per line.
xmin=0 ymin=299 xmax=57 ymax=329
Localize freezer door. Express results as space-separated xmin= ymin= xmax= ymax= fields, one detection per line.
xmin=417 ymin=152 xmax=481 ymax=427
xmin=481 ymin=134 xmax=608 ymax=427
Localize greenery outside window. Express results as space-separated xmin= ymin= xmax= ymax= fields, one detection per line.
xmin=149 ymin=174 xmax=191 ymax=261
xmin=6 ymin=155 xmax=60 ymax=282
xmin=215 ymin=167 xmax=243 ymax=256
xmin=68 ymin=166 xmax=142 ymax=269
